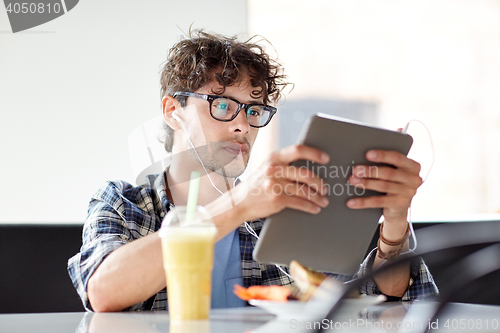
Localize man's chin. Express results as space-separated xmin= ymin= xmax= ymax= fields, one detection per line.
xmin=212 ymin=159 xmax=247 ymax=178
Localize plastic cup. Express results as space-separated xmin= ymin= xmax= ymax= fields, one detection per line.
xmin=159 ymin=206 xmax=217 ymax=321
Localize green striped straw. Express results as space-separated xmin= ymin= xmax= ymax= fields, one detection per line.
xmin=185 ymin=171 xmax=201 ymax=225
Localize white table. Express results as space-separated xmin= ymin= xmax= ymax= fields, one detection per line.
xmin=1 ymin=302 xmax=500 ymax=333
xmin=253 ymin=302 xmax=500 ymax=333
xmin=0 ymin=307 xmax=272 ymax=333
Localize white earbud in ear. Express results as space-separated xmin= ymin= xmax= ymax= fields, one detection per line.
xmin=172 ymin=111 xmax=182 ymax=123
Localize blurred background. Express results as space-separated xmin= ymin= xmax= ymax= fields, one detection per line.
xmin=1 ymin=0 xmax=499 ymax=223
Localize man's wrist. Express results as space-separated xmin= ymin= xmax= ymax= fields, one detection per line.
xmin=380 ymin=217 xmax=409 ymax=242
xmin=377 ymin=221 xmax=410 ymax=260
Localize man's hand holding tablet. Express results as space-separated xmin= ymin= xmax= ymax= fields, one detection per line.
xmin=232 ymin=144 xmax=332 ymax=221
xmin=347 ymin=148 xmax=422 ymax=296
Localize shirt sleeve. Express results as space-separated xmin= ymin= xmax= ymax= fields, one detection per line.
xmin=67 ymin=182 xmax=152 ymax=311
xmin=348 ymin=248 xmax=439 ymax=301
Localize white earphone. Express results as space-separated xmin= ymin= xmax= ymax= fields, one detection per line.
xmin=172 ymin=111 xmax=182 ymax=123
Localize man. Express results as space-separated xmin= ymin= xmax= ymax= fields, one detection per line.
xmin=68 ymin=30 xmax=438 ymax=312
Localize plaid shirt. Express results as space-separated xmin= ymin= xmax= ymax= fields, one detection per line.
xmin=67 ymin=172 xmax=438 ymax=311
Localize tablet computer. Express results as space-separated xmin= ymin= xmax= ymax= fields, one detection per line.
xmin=252 ymin=113 xmax=413 ymax=275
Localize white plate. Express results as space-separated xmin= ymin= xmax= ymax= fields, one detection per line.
xmin=249 ymin=295 xmax=386 ymax=319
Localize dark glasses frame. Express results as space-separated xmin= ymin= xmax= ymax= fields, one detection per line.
xmin=173 ymin=91 xmax=277 ymax=128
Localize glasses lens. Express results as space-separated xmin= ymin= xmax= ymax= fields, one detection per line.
xmin=211 ymin=98 xmax=238 ymax=120
xmin=247 ymin=105 xmax=272 ymax=127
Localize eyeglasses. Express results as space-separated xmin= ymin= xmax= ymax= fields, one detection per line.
xmin=173 ymin=91 xmax=277 ymax=128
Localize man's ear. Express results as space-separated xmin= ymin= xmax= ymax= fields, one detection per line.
xmin=162 ymin=95 xmax=181 ymax=130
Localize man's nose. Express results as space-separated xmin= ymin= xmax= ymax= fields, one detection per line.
xmin=229 ymin=108 xmax=251 ymax=133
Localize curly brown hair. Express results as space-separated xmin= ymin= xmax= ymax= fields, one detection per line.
xmin=159 ymin=29 xmax=290 ymax=153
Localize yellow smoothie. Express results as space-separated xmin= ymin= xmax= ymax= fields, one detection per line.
xmin=161 ymin=226 xmax=217 ymax=321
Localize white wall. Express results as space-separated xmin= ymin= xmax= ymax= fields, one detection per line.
xmin=248 ymin=0 xmax=500 ymax=217
xmin=0 ymin=0 xmax=248 ymax=222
